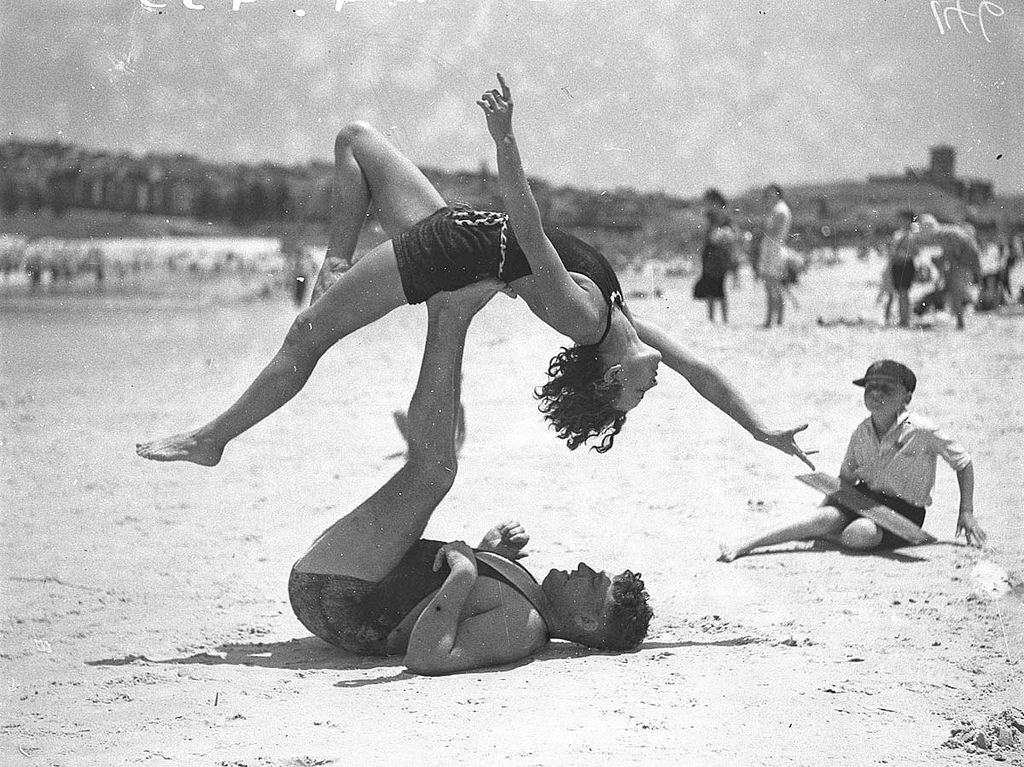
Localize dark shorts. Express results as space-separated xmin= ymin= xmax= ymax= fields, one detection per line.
xmin=829 ymin=483 xmax=927 ymax=550
xmin=392 ymin=205 xmax=517 ymax=305
xmin=287 ymin=569 xmax=390 ymax=656
xmin=890 ymin=259 xmax=916 ymax=292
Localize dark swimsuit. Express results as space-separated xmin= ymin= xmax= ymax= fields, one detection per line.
xmin=393 ymin=204 xmax=624 ymax=344
xmin=288 ymin=540 xmax=547 ymax=656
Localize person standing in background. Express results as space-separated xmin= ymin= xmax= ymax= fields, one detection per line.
xmin=909 ymin=215 xmax=980 ymax=331
xmin=692 ymin=188 xmax=736 ymax=323
xmin=888 ymin=210 xmax=918 ymax=329
xmin=758 ymin=184 xmax=791 ymax=328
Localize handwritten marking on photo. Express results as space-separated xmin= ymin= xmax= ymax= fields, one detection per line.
xmin=929 ymin=0 xmax=1005 ymax=43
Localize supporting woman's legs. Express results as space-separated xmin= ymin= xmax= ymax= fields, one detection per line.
xmin=136 ymin=240 xmax=408 ymax=465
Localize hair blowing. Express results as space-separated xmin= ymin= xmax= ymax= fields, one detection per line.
xmin=535 ymin=344 xmax=627 ymax=453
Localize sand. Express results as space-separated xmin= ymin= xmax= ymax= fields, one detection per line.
xmin=2 ymin=255 xmax=1021 ymax=766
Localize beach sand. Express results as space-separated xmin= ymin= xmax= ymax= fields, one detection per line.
xmin=2 ymin=255 xmax=1021 ymax=765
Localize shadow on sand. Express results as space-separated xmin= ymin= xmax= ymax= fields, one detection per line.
xmin=734 ymin=538 xmax=969 ymax=564
xmin=87 ymin=633 xmax=753 ymax=687
xmin=87 ymin=636 xmax=402 ymax=673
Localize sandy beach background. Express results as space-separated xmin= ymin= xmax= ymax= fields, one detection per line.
xmin=2 ymin=254 xmax=1021 ymax=765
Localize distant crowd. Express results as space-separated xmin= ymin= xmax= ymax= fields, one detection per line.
xmin=0 ymin=234 xmax=291 ymax=293
xmin=688 ymin=188 xmax=1024 ymax=330
xmin=4 ymin=203 xmax=1022 ymax=330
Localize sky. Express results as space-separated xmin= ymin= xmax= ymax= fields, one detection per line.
xmin=1 ymin=0 xmax=1022 ymax=198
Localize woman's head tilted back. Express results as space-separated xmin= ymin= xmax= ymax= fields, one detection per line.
xmin=535 ymin=343 xmax=628 ymax=453
xmin=531 ymin=229 xmax=661 ymax=452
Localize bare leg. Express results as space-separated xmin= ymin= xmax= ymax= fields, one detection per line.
xmin=310 ymin=123 xmax=446 ymax=303
xmin=763 ymin=278 xmax=782 ymax=327
xmin=136 ymin=240 xmax=408 ymax=465
xmin=393 ymin=374 xmax=466 ymax=455
xmin=293 ymin=281 xmax=501 ymax=579
xmin=719 ymin=505 xmax=849 ymax=562
xmin=897 ymin=290 xmax=910 ymax=327
xmin=838 ymin=517 xmax=884 ymax=550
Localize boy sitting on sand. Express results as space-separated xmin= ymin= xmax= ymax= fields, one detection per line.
xmin=720 ymin=360 xmax=986 ymax=561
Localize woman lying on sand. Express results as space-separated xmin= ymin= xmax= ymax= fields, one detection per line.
xmin=137 ymin=74 xmax=813 ymax=466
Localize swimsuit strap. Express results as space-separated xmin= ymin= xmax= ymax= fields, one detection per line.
xmin=593 ymin=290 xmax=622 ymax=347
xmin=475 ymin=551 xmax=558 ymax=633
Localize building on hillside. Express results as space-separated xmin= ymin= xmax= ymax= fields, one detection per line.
xmin=868 ymin=145 xmax=993 ymax=205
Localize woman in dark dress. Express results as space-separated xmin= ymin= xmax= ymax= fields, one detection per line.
xmin=693 ymin=189 xmax=735 ymax=323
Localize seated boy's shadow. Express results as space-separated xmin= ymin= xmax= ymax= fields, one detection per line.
xmin=742 ymin=539 xmax=964 ymax=564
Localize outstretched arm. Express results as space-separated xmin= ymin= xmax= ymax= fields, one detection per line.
xmin=628 ymin=311 xmax=815 ymax=469
xmin=478 ymin=74 xmax=600 ymax=337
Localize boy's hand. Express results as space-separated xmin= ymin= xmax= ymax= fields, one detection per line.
xmin=477 ymin=73 xmax=514 ymax=142
xmin=756 ymin=423 xmax=816 ymax=470
xmin=956 ymin=511 xmax=987 ymax=548
xmin=478 ymin=520 xmax=530 ymax=559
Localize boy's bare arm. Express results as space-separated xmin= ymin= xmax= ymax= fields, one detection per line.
xmin=954 ymin=462 xmax=986 ymax=547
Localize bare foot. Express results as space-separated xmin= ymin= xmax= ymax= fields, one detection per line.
xmin=717 ymin=544 xmax=741 ymax=563
xmin=135 ymin=432 xmax=224 ymax=466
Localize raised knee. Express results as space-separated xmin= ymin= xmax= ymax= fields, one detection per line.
xmin=335 ymin=121 xmax=377 ymax=156
xmin=840 ymin=518 xmax=883 ymax=551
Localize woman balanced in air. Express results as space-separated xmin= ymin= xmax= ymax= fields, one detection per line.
xmin=137 ymin=75 xmax=813 ymax=467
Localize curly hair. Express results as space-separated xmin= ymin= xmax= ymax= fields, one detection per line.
xmin=535 ymin=344 xmax=627 ymax=453
xmin=585 ymin=570 xmax=654 ymax=651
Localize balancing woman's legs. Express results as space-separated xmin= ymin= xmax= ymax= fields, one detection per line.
xmin=136 ymin=123 xmax=446 ymax=465
xmin=310 ymin=122 xmax=446 ymax=302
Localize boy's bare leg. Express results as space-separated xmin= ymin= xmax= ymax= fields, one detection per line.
xmin=718 ymin=505 xmax=849 ymax=562
xmin=310 ymin=123 xmax=446 ymax=303
xmin=136 ymin=238 xmax=408 ymax=465
xmin=293 ymin=281 xmax=501 ymax=579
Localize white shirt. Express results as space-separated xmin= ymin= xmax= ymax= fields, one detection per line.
xmin=841 ymin=411 xmax=971 ymax=508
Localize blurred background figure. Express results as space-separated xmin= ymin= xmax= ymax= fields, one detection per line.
xmin=758 ymin=183 xmax=792 ymax=328
xmin=285 ymin=243 xmax=317 ymax=307
xmin=976 ymin=222 xmax=1011 ymax=312
xmin=910 ymin=214 xmax=981 ymax=330
xmin=887 ymin=209 xmax=918 ymax=328
xmin=692 ymin=188 xmax=736 ymax=323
